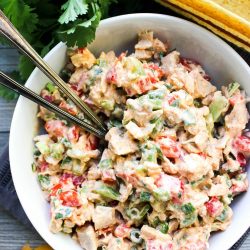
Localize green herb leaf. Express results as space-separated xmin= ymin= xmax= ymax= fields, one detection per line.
xmin=55 ymin=213 xmax=63 ymax=219
xmin=18 ymin=55 xmax=35 ymax=80
xmin=58 ymin=0 xmax=88 ymax=24
xmin=38 ymin=174 xmax=50 ymax=186
xmin=181 ymin=203 xmax=195 ymax=215
xmin=140 ymin=191 xmax=151 ymax=202
xmin=156 ymin=222 xmax=169 ymax=234
xmin=0 ymin=85 xmax=18 ymax=100
xmin=0 ymin=0 xmax=38 ymax=42
xmin=57 ymin=7 xmax=101 ymax=47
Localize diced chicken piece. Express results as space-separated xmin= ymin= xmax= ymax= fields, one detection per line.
xmin=141 ymin=225 xmax=173 ymax=242
xmin=204 ymin=138 xmax=224 ymax=171
xmin=134 ymin=31 xmax=167 ymax=61
xmin=168 ymin=219 xmax=179 ymax=234
xmin=202 ymin=91 xmax=216 ymax=105
xmin=66 ymin=134 xmax=100 ymax=162
xmin=173 ymin=226 xmax=210 ymax=250
xmin=181 ymin=142 xmax=201 ymax=154
xmin=230 ymin=173 xmax=249 ymax=196
xmin=178 ymin=153 xmax=211 ymax=181
xmin=107 ymin=236 xmax=131 ymax=250
xmin=124 ymin=98 xmax=163 ymax=126
xmin=67 ymin=148 xmax=99 ymax=161
xmin=205 ymin=197 xmax=224 ymax=218
xmin=99 ymin=51 xmax=117 ymax=66
xmin=49 ymin=218 xmax=63 ymax=233
xmin=162 ymin=157 xmax=179 ymax=175
xmin=189 ymin=69 xmax=216 ymax=98
xmin=76 ymin=224 xmax=98 ymax=250
xmin=212 ymin=206 xmax=233 ymax=231
xmin=163 ymin=106 xmax=183 ymax=126
xmin=135 ymin=39 xmax=153 ymax=50
xmin=92 ymin=206 xmax=116 ymax=230
xmin=184 ymin=108 xmax=208 ymax=136
xmin=183 ymin=186 xmax=209 ymax=209
xmin=134 ymin=31 xmax=154 ymax=60
xmin=138 ymin=30 xmax=154 ymax=41
xmin=161 ymin=51 xmax=180 ymax=75
xmin=145 ymin=239 xmax=174 ymax=250
xmin=125 ymin=121 xmax=155 ymax=140
xmin=71 ymin=48 xmax=96 ymax=69
xmin=208 ymin=175 xmax=231 ymax=197
xmin=155 ymin=173 xmax=183 ymax=199
xmin=221 ymin=158 xmax=241 ymax=173
xmin=71 ymin=203 xmax=94 ymax=226
xmin=44 ymin=120 xmax=68 ymax=138
xmin=69 ymin=68 xmax=88 ymax=92
xmin=119 ymin=183 xmax=133 ymax=202
xmin=225 ymin=102 xmax=249 ymax=137
xmin=135 ymin=49 xmax=153 ymax=60
xmin=181 ymin=131 xmax=209 ymax=152
xmin=105 ymin=127 xmax=138 ymax=155
xmin=167 ymin=66 xmax=187 ymax=89
xmin=153 ymin=38 xmax=167 ymax=53
xmin=166 ymin=89 xmax=193 ymax=108
xmin=193 ymin=131 xmax=209 ymax=151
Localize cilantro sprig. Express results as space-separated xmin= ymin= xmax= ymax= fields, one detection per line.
xmin=0 ymin=0 xmax=116 ymax=99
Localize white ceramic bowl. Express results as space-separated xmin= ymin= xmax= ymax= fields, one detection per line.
xmin=9 ymin=14 xmax=250 ymax=250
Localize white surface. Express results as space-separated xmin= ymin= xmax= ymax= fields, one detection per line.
xmin=9 ymin=14 xmax=250 ymax=250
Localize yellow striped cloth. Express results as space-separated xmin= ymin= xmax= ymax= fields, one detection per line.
xmin=156 ymin=0 xmax=250 ymax=52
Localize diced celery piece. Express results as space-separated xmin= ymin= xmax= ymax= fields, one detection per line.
xmin=72 ymin=159 xmax=86 ymax=175
xmin=216 ymin=208 xmax=227 ymax=222
xmin=153 ymin=188 xmax=170 ymax=201
xmin=50 ymin=143 xmax=64 ymax=160
xmin=126 ymin=204 xmax=151 ymax=221
xmin=209 ymin=96 xmax=228 ymax=122
xmin=182 ymin=110 xmax=196 ymax=125
xmin=95 ymin=185 xmax=120 ymax=201
xmin=98 ymin=159 xmax=112 ymax=169
xmin=46 ymin=82 xmax=56 ymax=93
xmin=141 ymin=142 xmax=158 ymax=163
xmin=100 ymin=100 xmax=115 ymax=111
xmin=180 ymin=213 xmax=197 ymax=228
xmin=61 ymin=156 xmax=72 ymax=170
xmin=124 ymin=57 xmax=145 ymax=76
xmin=206 ymin=113 xmax=214 ymax=135
xmin=35 ymin=141 xmax=50 ymax=155
xmin=31 ymin=163 xmax=36 ymax=172
xmin=228 ymin=82 xmax=240 ymax=97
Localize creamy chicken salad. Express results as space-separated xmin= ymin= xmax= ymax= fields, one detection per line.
xmin=33 ymin=31 xmax=249 ymax=250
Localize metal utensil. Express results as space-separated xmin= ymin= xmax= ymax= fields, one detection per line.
xmin=0 ymin=71 xmax=105 ymax=138
xmin=0 ymin=10 xmax=107 ymax=132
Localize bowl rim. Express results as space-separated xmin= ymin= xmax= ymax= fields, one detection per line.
xmin=9 ymin=13 xmax=250 ymax=250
